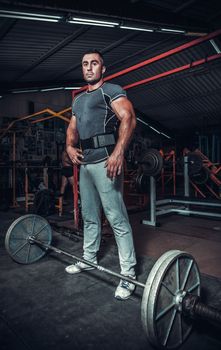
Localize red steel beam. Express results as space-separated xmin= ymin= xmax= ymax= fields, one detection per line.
xmin=104 ymin=29 xmax=221 ymax=81
xmin=72 ymin=29 xmax=221 ymax=98
xmin=123 ymin=53 xmax=221 ymax=90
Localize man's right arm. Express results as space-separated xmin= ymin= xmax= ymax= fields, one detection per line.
xmin=66 ymin=115 xmax=84 ymax=165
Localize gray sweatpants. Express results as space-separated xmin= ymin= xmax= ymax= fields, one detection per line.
xmin=79 ymin=161 xmax=136 ymax=276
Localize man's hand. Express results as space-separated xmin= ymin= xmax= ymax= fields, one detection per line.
xmin=105 ymin=150 xmax=124 ymax=179
xmin=67 ymin=146 xmax=84 ymax=165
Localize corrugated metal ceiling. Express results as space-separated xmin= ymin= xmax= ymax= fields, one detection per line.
xmin=0 ymin=0 xmax=221 ymax=134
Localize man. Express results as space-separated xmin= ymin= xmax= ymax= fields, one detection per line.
xmin=65 ymin=49 xmax=137 ymax=300
xmin=60 ymin=150 xmax=74 ymax=196
xmin=58 ymin=150 xmax=74 ymax=214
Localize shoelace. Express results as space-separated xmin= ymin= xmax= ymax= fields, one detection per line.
xmin=76 ymin=261 xmax=86 ymax=268
xmin=121 ymin=280 xmax=130 ymax=289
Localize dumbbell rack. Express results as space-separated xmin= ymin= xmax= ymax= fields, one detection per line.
xmin=143 ymin=157 xmax=221 ymax=226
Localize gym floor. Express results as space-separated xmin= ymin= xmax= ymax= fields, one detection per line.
xmin=0 ymin=208 xmax=221 ymax=350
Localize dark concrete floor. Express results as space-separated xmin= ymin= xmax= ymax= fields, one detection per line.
xmin=0 ymin=209 xmax=221 ymax=350
xmin=131 ymin=211 xmax=221 ymax=279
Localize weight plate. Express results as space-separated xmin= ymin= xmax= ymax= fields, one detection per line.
xmin=5 ymin=214 xmax=52 ymax=264
xmin=187 ymin=153 xmax=203 ymax=176
xmin=141 ymin=149 xmax=163 ymax=176
xmin=141 ymin=250 xmax=201 ymax=349
xmin=190 ymin=167 xmax=209 ymax=185
xmin=135 ymin=173 xmax=149 ymax=193
xmin=141 ymin=250 xmax=181 ymax=347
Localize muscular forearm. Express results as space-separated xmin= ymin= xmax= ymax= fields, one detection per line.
xmin=65 ymin=116 xmax=83 ymax=165
xmin=105 ymin=112 xmax=135 ymax=178
xmin=114 ymin=113 xmax=136 ymax=156
xmin=66 ymin=124 xmax=78 ymax=151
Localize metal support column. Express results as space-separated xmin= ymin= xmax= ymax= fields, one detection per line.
xmin=142 ymin=176 xmax=157 ymax=226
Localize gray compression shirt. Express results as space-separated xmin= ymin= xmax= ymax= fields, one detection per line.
xmin=72 ymin=82 xmax=127 ymax=164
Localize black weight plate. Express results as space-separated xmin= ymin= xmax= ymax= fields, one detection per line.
xmin=187 ymin=153 xmax=203 ymax=176
xmin=5 ymin=214 xmax=52 ymax=264
xmin=141 ymin=149 xmax=163 ymax=176
xmin=190 ymin=167 xmax=209 ymax=185
xmin=135 ymin=173 xmax=149 ymax=193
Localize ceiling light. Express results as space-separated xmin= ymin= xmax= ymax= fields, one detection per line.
xmin=160 ymin=28 xmax=185 ymax=34
xmin=0 ymin=14 xmax=60 ymax=22
xmin=137 ymin=118 xmax=160 ymax=134
xmin=148 ymin=125 xmax=161 ymax=134
xmin=186 ymin=31 xmax=208 ymax=37
xmin=0 ymin=10 xmax=61 ymax=22
xmin=64 ymin=87 xmax=81 ymax=90
xmin=12 ymin=89 xmax=39 ymax=94
xmin=10 ymin=87 xmax=80 ymax=94
xmin=72 ymin=17 xmax=119 ymax=26
xmin=209 ymin=39 xmax=221 ymax=54
xmin=137 ymin=117 xmax=171 ymax=138
xmin=0 ymin=10 xmax=61 ymax=18
xmin=41 ymin=87 xmax=64 ymax=92
xmin=120 ymin=25 xmax=154 ymax=32
xmin=68 ymin=20 xmax=115 ymax=28
xmin=160 ymin=132 xmax=171 ymax=139
xmin=137 ymin=118 xmax=149 ymax=127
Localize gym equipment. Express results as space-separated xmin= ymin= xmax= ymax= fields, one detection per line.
xmin=187 ymin=153 xmax=203 ymax=176
xmin=5 ymin=214 xmax=221 ymax=349
xmin=140 ymin=149 xmax=203 ymax=177
xmin=189 ymin=167 xmax=209 ymax=185
xmin=135 ymin=173 xmax=149 ymax=193
xmin=142 ymin=158 xmax=221 ymax=226
xmin=5 ymin=214 xmax=52 ymax=264
xmin=140 ymin=148 xmax=164 ymax=177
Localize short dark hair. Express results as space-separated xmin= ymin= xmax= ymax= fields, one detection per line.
xmin=82 ymin=49 xmax=104 ymax=64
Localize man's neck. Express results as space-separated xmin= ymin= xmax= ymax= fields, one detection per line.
xmin=88 ymin=79 xmax=104 ymax=91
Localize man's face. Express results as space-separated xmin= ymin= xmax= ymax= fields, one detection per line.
xmin=82 ymin=53 xmax=105 ymax=85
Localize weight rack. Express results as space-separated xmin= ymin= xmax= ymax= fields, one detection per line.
xmin=143 ymin=157 xmax=221 ymax=226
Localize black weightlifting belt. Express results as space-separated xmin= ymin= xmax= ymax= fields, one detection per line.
xmin=80 ymin=133 xmax=116 ymax=151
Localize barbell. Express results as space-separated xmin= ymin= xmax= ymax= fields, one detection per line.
xmin=134 ymin=149 xmax=207 ymax=193
xmin=139 ymin=149 xmax=203 ymax=177
xmin=5 ymin=214 xmax=221 ymax=349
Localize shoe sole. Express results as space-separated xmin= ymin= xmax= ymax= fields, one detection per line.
xmin=115 ymin=289 xmax=135 ymax=300
xmin=115 ymin=295 xmax=131 ymax=300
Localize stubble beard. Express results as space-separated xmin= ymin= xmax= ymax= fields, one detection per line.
xmin=84 ymin=73 xmax=103 ymax=86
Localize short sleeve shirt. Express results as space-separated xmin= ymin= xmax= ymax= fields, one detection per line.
xmin=72 ymin=82 xmax=127 ymax=164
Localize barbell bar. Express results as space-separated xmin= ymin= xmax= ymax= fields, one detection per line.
xmin=5 ymin=214 xmax=221 ymax=349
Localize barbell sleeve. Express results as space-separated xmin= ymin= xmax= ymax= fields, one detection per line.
xmin=195 ymin=302 xmax=221 ymax=324
xmin=182 ymin=293 xmax=221 ymax=324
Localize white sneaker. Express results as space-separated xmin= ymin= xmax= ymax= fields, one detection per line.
xmin=65 ymin=261 xmax=97 ymax=274
xmin=115 ymin=276 xmax=136 ymax=300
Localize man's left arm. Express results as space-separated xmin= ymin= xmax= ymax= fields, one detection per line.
xmin=105 ymin=96 xmax=136 ymax=178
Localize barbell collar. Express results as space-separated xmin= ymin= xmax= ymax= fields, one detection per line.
xmin=29 ymin=236 xmax=146 ymax=288
xmin=182 ymin=293 xmax=200 ymax=318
